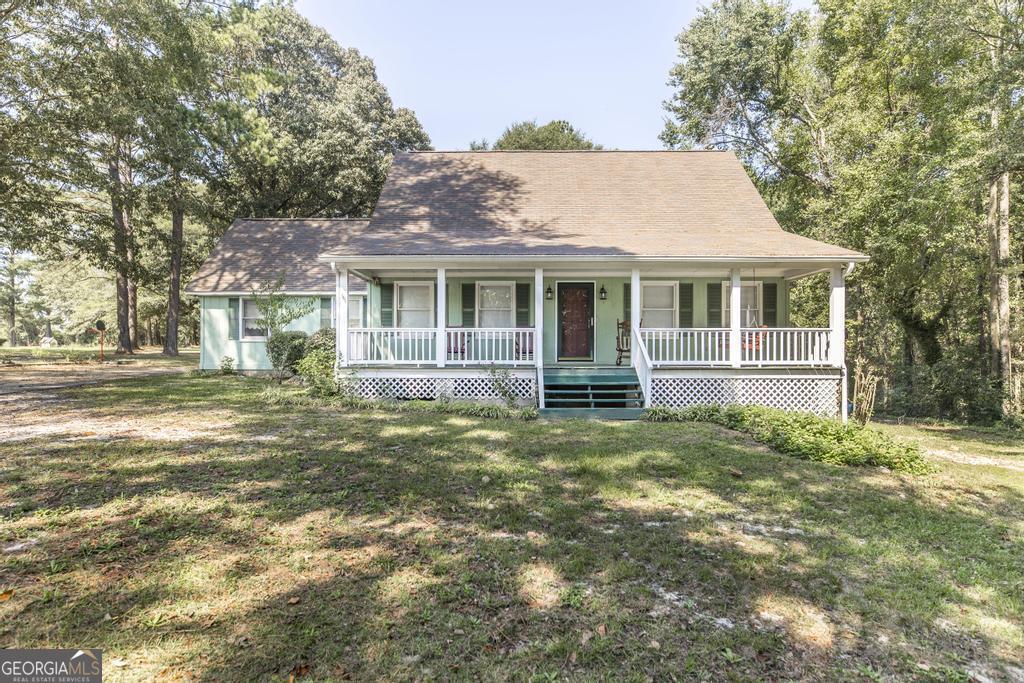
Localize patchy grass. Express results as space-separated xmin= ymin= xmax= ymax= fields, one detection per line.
xmin=0 ymin=346 xmax=199 ymax=367
xmin=1 ymin=375 xmax=1022 ymax=681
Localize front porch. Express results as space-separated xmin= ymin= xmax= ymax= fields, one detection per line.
xmin=330 ymin=261 xmax=849 ymax=419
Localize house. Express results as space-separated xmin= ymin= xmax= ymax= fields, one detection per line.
xmin=186 ymin=151 xmax=867 ymax=419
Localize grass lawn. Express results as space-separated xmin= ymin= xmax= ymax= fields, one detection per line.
xmin=1 ymin=375 xmax=1022 ymax=681
xmin=0 ymin=345 xmax=199 ymax=367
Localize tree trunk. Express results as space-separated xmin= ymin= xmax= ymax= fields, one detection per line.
xmin=987 ymin=171 xmax=1012 ymax=412
xmin=128 ymin=279 xmax=139 ymax=349
xmin=163 ymin=200 xmax=184 ymax=356
xmin=108 ymin=150 xmax=133 ymax=355
xmin=4 ymin=264 xmax=15 ymax=347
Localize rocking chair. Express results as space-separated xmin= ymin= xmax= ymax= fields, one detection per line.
xmin=615 ymin=319 xmax=636 ymax=366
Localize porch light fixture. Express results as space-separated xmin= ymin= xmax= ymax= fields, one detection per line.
xmin=599 ymin=285 xmax=607 ymax=301
xmin=545 ymin=285 xmax=553 ymax=300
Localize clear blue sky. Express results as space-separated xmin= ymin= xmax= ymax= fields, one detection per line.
xmin=294 ymin=0 xmax=719 ymax=151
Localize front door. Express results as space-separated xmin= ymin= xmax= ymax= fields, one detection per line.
xmin=558 ymin=283 xmax=594 ymax=361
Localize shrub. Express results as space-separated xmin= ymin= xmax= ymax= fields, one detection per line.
xmin=296 ymin=348 xmax=337 ymax=395
xmin=266 ymin=330 xmax=308 ymax=376
xmin=642 ymin=404 xmax=932 ymax=474
xmin=305 ymin=327 xmax=335 ymax=355
xmin=485 ymin=364 xmax=521 ymax=408
xmin=219 ymin=356 xmax=236 ymax=375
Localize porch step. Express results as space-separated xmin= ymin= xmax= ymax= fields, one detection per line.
xmin=541 ymin=367 xmax=644 ymax=417
xmin=539 ymin=408 xmax=644 ymax=420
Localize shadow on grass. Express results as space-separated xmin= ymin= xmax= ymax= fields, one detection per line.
xmin=1 ymin=375 xmax=1022 ymax=680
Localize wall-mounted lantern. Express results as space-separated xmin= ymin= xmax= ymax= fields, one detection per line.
xmin=545 ymin=285 xmax=553 ymax=300
xmin=599 ymin=285 xmax=607 ymax=301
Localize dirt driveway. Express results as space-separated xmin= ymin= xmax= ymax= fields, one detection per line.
xmin=0 ymin=349 xmax=197 ymax=396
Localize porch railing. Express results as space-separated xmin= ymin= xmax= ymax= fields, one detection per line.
xmin=348 ymin=328 xmax=436 ymax=364
xmin=445 ymin=328 xmax=535 ymax=366
xmin=347 ymin=328 xmax=536 ymax=365
xmin=640 ymin=328 xmax=731 ymax=366
xmin=640 ymin=327 xmax=833 ymax=367
xmin=631 ymin=325 xmax=653 ymax=408
xmin=739 ymin=327 xmax=831 ymax=366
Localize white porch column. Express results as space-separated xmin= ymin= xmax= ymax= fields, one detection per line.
xmin=436 ymin=267 xmax=446 ymax=367
xmin=829 ymin=265 xmax=848 ymax=421
xmin=829 ymin=266 xmax=846 ymax=368
xmin=729 ymin=268 xmax=742 ymax=367
xmin=336 ymin=267 xmax=349 ymax=369
xmin=534 ymin=268 xmax=544 ymax=408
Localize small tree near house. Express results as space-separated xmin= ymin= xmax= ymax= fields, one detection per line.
xmin=250 ymin=278 xmax=316 ymax=379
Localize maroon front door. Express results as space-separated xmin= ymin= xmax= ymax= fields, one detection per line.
xmin=558 ymin=283 xmax=594 ymax=361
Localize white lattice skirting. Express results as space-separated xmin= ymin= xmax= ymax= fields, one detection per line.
xmin=352 ymin=375 xmax=536 ymax=403
xmin=650 ymin=376 xmax=841 ymax=416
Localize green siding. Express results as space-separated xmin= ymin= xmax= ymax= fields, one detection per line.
xmin=199 ymin=295 xmax=321 ymax=371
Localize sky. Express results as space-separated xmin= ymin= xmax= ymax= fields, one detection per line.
xmin=294 ymin=0 xmax=718 ymax=151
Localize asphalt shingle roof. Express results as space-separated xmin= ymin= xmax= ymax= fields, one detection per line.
xmin=185 ymin=219 xmax=368 ymax=295
xmin=320 ymin=151 xmax=864 ymax=259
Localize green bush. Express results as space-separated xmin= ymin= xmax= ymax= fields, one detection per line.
xmin=305 ymin=327 xmax=335 ymax=355
xmin=296 ymin=348 xmax=337 ymax=395
xmin=218 ymin=356 xmax=235 ymax=375
xmin=266 ymin=330 xmax=308 ymax=375
xmin=643 ymin=404 xmax=932 ymax=474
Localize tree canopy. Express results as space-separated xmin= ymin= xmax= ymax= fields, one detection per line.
xmin=663 ymin=0 xmax=1022 ymax=420
xmin=0 ymin=0 xmax=429 ymax=354
xmin=472 ymin=119 xmax=601 ymax=151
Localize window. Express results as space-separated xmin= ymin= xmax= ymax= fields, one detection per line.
xmin=241 ymin=299 xmax=267 ymax=339
xmin=319 ymin=297 xmax=333 ymax=330
xmin=721 ymin=281 xmax=763 ymax=326
xmin=476 ymin=281 xmax=514 ymax=328
xmin=348 ymin=295 xmax=365 ymax=328
xmin=395 ymin=282 xmax=433 ymax=328
xmin=640 ymin=282 xmax=677 ymax=328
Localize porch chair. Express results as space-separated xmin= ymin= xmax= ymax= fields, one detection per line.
xmin=741 ymin=325 xmax=768 ymax=352
xmin=615 ymin=318 xmax=634 ymax=366
xmin=514 ymin=333 xmax=534 ymax=362
xmin=446 ymin=327 xmax=467 ymax=362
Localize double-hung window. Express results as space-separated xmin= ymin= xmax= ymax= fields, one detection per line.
xmin=721 ymin=281 xmax=763 ymax=326
xmin=241 ymin=299 xmax=267 ymax=340
xmin=348 ymin=295 xmax=365 ymax=328
xmin=476 ymin=281 xmax=514 ymax=328
xmin=640 ymin=282 xmax=677 ymax=328
xmin=395 ymin=282 xmax=433 ymax=328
